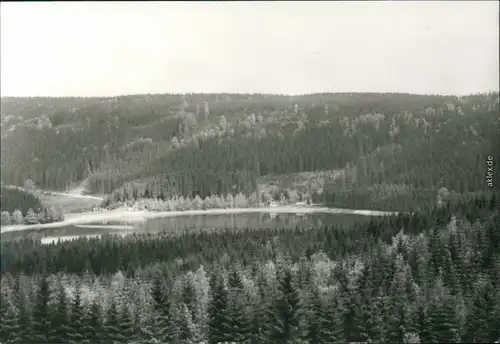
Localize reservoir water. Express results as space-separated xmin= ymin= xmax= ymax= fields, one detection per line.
xmin=1 ymin=212 xmax=373 ymax=244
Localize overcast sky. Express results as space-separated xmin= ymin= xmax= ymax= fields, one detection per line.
xmin=1 ymin=1 xmax=498 ymax=97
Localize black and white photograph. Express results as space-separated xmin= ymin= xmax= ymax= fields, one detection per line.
xmin=0 ymin=1 xmax=499 ymax=343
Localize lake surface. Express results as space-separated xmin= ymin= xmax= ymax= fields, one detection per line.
xmin=1 ymin=212 xmax=372 ymax=244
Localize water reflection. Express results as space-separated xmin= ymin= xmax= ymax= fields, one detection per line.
xmin=1 ymin=212 xmax=370 ymax=243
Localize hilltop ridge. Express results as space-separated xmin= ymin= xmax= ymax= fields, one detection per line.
xmin=1 ymin=92 xmax=498 ymax=213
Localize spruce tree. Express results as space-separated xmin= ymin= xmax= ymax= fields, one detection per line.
xmin=104 ymin=299 xmax=121 ymax=344
xmin=357 ymin=298 xmax=387 ymax=343
xmin=118 ymin=306 xmax=137 ymax=343
xmin=249 ymin=277 xmax=270 ymax=344
xmin=341 ymin=290 xmax=360 ymax=343
xmin=268 ymin=269 xmax=301 ymax=343
xmin=150 ymin=277 xmax=172 ymax=343
xmin=68 ymin=285 xmax=85 ymax=344
xmin=491 ymin=283 xmax=500 ymax=343
xmin=0 ymin=297 xmax=20 ymax=344
xmin=227 ymin=269 xmax=249 ymax=343
xmin=182 ymin=275 xmax=196 ymax=320
xmin=386 ymin=300 xmax=410 ymax=344
xmin=317 ymin=293 xmax=345 ymax=344
xmin=151 ymin=277 xmax=165 ymax=313
xmin=32 ymin=276 xmax=52 ymax=343
xmin=295 ymin=258 xmax=312 ymax=290
xmin=416 ymin=300 xmax=436 ymax=344
xmin=208 ymin=271 xmax=231 ymax=344
xmin=174 ymin=302 xmax=197 ymax=344
xmin=429 ymin=297 xmax=460 ymax=344
xmin=13 ymin=284 xmax=32 ymax=344
xmin=465 ymin=280 xmax=498 ymax=343
xmin=83 ymin=299 xmax=103 ymax=344
xmin=304 ymin=286 xmax=321 ymax=343
xmin=50 ymin=281 xmax=72 ymax=344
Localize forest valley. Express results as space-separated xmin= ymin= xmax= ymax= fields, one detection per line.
xmin=1 ymin=92 xmax=499 ymax=221
xmin=0 ymin=192 xmax=499 ymax=344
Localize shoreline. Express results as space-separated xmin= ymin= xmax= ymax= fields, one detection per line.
xmin=0 ymin=206 xmax=397 ymax=233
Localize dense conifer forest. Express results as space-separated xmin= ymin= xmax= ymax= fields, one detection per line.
xmin=1 ymin=192 xmax=499 ymax=343
xmin=0 ymin=186 xmax=64 ymax=226
xmin=0 ymin=187 xmax=44 ymax=215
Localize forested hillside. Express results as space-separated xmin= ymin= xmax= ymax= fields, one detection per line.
xmin=1 ymin=92 xmax=498 ymax=212
xmin=0 ymin=187 xmax=44 ymax=215
xmin=1 ymin=192 xmax=498 ymax=344
xmin=0 ymin=186 xmax=64 ymax=226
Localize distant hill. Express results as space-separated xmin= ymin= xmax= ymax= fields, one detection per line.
xmin=1 ymin=92 xmax=498 ymax=211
